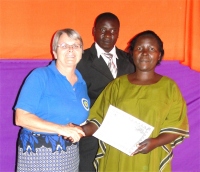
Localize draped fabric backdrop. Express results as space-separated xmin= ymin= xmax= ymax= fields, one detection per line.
xmin=0 ymin=0 xmax=200 ymax=171
xmin=0 ymin=0 xmax=199 ymax=71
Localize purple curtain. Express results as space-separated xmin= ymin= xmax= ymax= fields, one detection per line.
xmin=0 ymin=60 xmax=199 ymax=171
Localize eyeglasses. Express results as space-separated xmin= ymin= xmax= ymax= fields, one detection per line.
xmin=57 ymin=43 xmax=82 ymax=50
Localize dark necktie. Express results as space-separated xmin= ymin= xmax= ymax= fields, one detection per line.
xmin=103 ymin=53 xmax=117 ymax=78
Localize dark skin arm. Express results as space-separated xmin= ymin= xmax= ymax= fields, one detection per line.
xmin=67 ymin=123 xmax=179 ymax=155
xmin=81 ymin=121 xmax=98 ymax=136
xmin=132 ymin=133 xmax=179 ymax=155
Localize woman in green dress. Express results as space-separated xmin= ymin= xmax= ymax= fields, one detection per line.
xmin=80 ymin=30 xmax=189 ymax=172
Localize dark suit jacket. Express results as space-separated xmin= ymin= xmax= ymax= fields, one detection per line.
xmin=77 ymin=43 xmax=135 ymax=107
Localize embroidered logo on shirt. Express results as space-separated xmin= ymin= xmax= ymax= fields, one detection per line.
xmin=82 ymin=98 xmax=89 ymax=111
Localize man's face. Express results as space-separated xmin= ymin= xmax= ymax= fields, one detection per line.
xmin=93 ymin=18 xmax=119 ymax=52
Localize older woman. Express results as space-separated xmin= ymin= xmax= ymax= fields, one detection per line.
xmin=79 ymin=30 xmax=189 ymax=172
xmin=15 ymin=28 xmax=90 ymax=171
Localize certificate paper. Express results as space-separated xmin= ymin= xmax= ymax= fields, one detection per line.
xmin=93 ymin=105 xmax=154 ymax=156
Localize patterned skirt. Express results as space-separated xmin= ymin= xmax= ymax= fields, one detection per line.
xmin=16 ymin=129 xmax=79 ymax=172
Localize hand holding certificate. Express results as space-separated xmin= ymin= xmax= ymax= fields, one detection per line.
xmin=93 ymin=105 xmax=154 ymax=156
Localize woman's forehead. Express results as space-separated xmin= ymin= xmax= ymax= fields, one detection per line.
xmin=59 ymin=33 xmax=80 ymax=43
xmin=136 ymin=35 xmax=159 ymax=44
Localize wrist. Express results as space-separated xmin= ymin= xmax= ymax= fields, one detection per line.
xmin=56 ymin=124 xmax=64 ymax=135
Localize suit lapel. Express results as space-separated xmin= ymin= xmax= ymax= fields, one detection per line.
xmin=92 ymin=56 xmax=114 ymax=80
xmin=89 ymin=44 xmax=114 ymax=80
xmin=116 ymin=48 xmax=128 ymax=77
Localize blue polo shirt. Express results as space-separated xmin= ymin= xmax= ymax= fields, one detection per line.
xmin=15 ymin=60 xmax=90 ymax=126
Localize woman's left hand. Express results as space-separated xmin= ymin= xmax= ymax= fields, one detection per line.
xmin=131 ymin=138 xmax=157 ymax=156
xmin=131 ymin=133 xmax=179 ymax=156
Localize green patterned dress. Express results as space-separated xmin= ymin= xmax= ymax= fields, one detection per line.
xmin=89 ymin=75 xmax=189 ymax=172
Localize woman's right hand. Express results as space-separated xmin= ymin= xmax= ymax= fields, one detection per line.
xmin=58 ymin=124 xmax=85 ymax=143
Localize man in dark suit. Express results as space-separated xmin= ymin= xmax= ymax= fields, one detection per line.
xmin=77 ymin=12 xmax=135 ymax=171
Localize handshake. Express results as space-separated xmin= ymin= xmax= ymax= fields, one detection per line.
xmin=58 ymin=123 xmax=85 ymax=143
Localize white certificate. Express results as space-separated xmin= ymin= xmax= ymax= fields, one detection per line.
xmin=93 ymin=105 xmax=154 ymax=156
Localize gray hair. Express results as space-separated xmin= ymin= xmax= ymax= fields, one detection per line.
xmin=52 ymin=28 xmax=83 ymax=52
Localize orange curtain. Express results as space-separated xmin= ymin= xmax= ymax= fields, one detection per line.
xmin=0 ymin=0 xmax=199 ymax=71
xmin=181 ymin=0 xmax=200 ymax=71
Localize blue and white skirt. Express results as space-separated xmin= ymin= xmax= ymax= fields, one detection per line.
xmin=16 ymin=129 xmax=79 ymax=172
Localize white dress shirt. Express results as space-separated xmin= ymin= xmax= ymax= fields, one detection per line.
xmin=95 ymin=43 xmax=118 ymax=78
